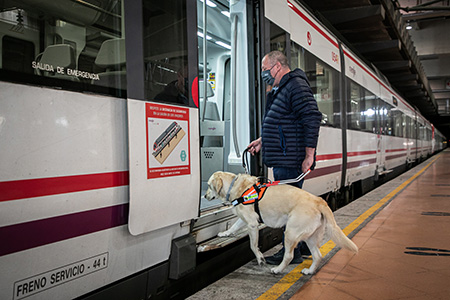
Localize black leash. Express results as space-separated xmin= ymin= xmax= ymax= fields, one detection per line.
xmin=242 ymin=147 xmax=251 ymax=174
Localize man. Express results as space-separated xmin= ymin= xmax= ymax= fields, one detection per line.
xmin=248 ymin=50 xmax=321 ymax=265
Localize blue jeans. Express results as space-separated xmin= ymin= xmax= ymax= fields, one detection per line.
xmin=272 ymin=167 xmax=309 ymax=255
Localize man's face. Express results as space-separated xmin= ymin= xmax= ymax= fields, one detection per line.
xmin=261 ymin=57 xmax=280 ymax=86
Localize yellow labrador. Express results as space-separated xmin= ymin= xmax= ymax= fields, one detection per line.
xmin=204 ymin=171 xmax=358 ymax=274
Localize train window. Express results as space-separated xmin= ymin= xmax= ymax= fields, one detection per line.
xmin=291 ymin=42 xmax=340 ymax=127
xmin=402 ymin=114 xmax=407 ymax=138
xmin=143 ymin=0 xmax=190 ymax=106
xmin=0 ymin=1 xmax=126 ymax=97
xmin=2 ymin=36 xmax=34 ymax=74
xmin=362 ymin=89 xmax=377 ymax=133
xmin=270 ymin=22 xmax=287 ymax=53
xmin=405 ymin=116 xmax=412 ymax=139
xmin=348 ymin=81 xmax=362 ymax=130
xmin=379 ymin=101 xmax=393 ymax=136
xmin=392 ymin=109 xmax=404 ymax=137
xmin=413 ymin=119 xmax=418 ymax=140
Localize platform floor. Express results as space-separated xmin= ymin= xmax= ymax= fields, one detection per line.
xmin=188 ymin=149 xmax=450 ymax=300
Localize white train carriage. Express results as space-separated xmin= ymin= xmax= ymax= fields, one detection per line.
xmin=0 ymin=0 xmax=446 ymax=300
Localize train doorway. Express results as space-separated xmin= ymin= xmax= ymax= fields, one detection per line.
xmin=197 ymin=0 xmax=255 ymax=211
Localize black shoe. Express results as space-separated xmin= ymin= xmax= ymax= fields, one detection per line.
xmin=265 ymin=248 xmax=304 ymax=265
xmin=299 ymin=242 xmax=311 ymax=257
xmin=265 ymin=248 xmax=284 ymax=265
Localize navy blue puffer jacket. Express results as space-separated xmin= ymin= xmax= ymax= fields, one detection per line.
xmin=261 ymin=68 xmax=322 ymax=169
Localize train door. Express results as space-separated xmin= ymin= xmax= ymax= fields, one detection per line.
xmin=197 ymin=0 xmax=256 ymax=211
xmin=127 ymin=0 xmax=201 ymax=235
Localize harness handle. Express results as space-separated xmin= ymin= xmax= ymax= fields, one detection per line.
xmin=277 ymin=169 xmax=311 ymax=184
xmin=265 ymin=169 xmax=311 ymax=187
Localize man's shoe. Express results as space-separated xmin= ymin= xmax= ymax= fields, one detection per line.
xmin=265 ymin=248 xmax=304 ymax=265
xmin=265 ymin=248 xmax=284 ymax=265
xmin=299 ymin=241 xmax=311 ymax=257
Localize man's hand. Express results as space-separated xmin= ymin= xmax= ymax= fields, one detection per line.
xmin=302 ymin=147 xmax=315 ymax=173
xmin=247 ymin=137 xmax=262 ymax=155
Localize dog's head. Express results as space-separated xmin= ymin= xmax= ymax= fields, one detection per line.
xmin=204 ymin=171 xmax=227 ymax=201
xmin=204 ymin=171 xmax=257 ymax=203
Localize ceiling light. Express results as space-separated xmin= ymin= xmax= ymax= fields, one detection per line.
xmin=199 ymin=0 xmax=217 ymax=8
xmin=197 ymin=31 xmax=212 ymax=40
xmin=215 ymin=41 xmax=231 ymax=50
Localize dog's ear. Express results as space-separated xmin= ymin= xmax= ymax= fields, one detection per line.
xmin=212 ymin=175 xmax=223 ymax=195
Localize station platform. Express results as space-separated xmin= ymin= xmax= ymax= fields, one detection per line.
xmin=188 ymin=149 xmax=450 ymax=300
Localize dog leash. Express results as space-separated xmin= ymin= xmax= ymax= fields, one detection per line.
xmin=242 ymin=147 xmax=251 ymax=174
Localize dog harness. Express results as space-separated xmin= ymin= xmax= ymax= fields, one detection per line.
xmin=231 ymin=182 xmax=275 ymax=223
xmin=226 ymin=170 xmax=311 ymax=224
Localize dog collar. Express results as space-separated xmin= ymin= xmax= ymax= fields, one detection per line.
xmin=225 ymin=176 xmax=238 ymax=204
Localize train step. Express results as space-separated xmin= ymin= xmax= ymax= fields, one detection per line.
xmin=197 ymin=224 xmax=266 ymax=252
xmin=378 ymin=169 xmax=393 ymax=175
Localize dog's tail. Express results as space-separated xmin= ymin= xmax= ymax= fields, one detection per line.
xmin=319 ymin=200 xmax=358 ymax=253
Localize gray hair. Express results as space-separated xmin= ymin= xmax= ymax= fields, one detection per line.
xmin=265 ymin=50 xmax=289 ymax=67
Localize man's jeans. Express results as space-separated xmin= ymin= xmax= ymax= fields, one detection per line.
xmin=272 ymin=166 xmax=310 ymax=255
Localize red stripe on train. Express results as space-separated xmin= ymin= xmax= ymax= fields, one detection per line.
xmin=0 ymin=171 xmax=129 ymax=202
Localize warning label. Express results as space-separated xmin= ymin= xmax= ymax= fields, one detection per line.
xmin=13 ymin=252 xmax=108 ymax=299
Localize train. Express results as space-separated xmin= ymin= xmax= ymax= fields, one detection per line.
xmin=152 ymin=121 xmax=181 ymax=153
xmin=0 ymin=0 xmax=447 ymax=299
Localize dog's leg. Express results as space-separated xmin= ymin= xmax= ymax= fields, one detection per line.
xmin=218 ymin=218 xmax=246 ymax=237
xmin=271 ymin=231 xmax=297 ymax=274
xmin=301 ymin=227 xmax=324 ymax=275
xmin=247 ymin=223 xmax=265 ymax=265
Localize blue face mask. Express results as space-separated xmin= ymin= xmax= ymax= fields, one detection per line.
xmin=261 ymin=69 xmax=275 ymax=85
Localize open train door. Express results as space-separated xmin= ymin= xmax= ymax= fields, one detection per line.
xmin=126 ymin=0 xmax=201 ymax=235
xmin=197 ymin=0 xmax=258 ymax=212
xmin=193 ymin=0 xmax=267 ymax=251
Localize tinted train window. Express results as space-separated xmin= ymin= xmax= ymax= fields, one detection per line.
xmin=143 ymin=0 xmax=190 ymax=106
xmin=362 ymin=89 xmax=377 ymax=133
xmin=405 ymin=116 xmax=412 ymax=139
xmin=291 ymin=42 xmax=340 ymax=127
xmin=379 ymin=101 xmax=393 ymax=136
xmin=0 ymin=1 xmax=125 ymax=96
xmin=348 ymin=81 xmax=380 ymax=133
xmin=270 ymin=22 xmax=287 ymax=53
xmin=348 ymin=81 xmax=362 ymax=130
xmin=392 ymin=109 xmax=404 ymax=137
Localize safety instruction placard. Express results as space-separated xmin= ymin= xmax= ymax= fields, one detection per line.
xmin=146 ymin=103 xmax=190 ymax=179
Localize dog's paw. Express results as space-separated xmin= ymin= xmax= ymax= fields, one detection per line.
xmin=257 ymin=256 xmax=266 ymax=266
xmin=301 ymin=268 xmax=314 ymax=275
xmin=217 ymin=231 xmax=231 ymax=237
xmin=270 ymin=266 xmax=282 ymax=274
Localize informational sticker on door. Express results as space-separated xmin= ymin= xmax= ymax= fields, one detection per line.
xmin=13 ymin=252 xmax=108 ymax=300
xmin=146 ymin=103 xmax=190 ymax=179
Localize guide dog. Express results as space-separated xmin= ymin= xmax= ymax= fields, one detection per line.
xmin=204 ymin=171 xmax=358 ymax=274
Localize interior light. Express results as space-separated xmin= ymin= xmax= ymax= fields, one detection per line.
xmin=199 ymin=0 xmax=217 ymax=8
xmin=406 ymin=21 xmax=412 ymax=30
xmin=215 ymin=41 xmax=231 ymax=50
xmin=197 ymin=31 xmax=212 ymax=40
xmin=221 ymin=11 xmax=230 ymax=18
